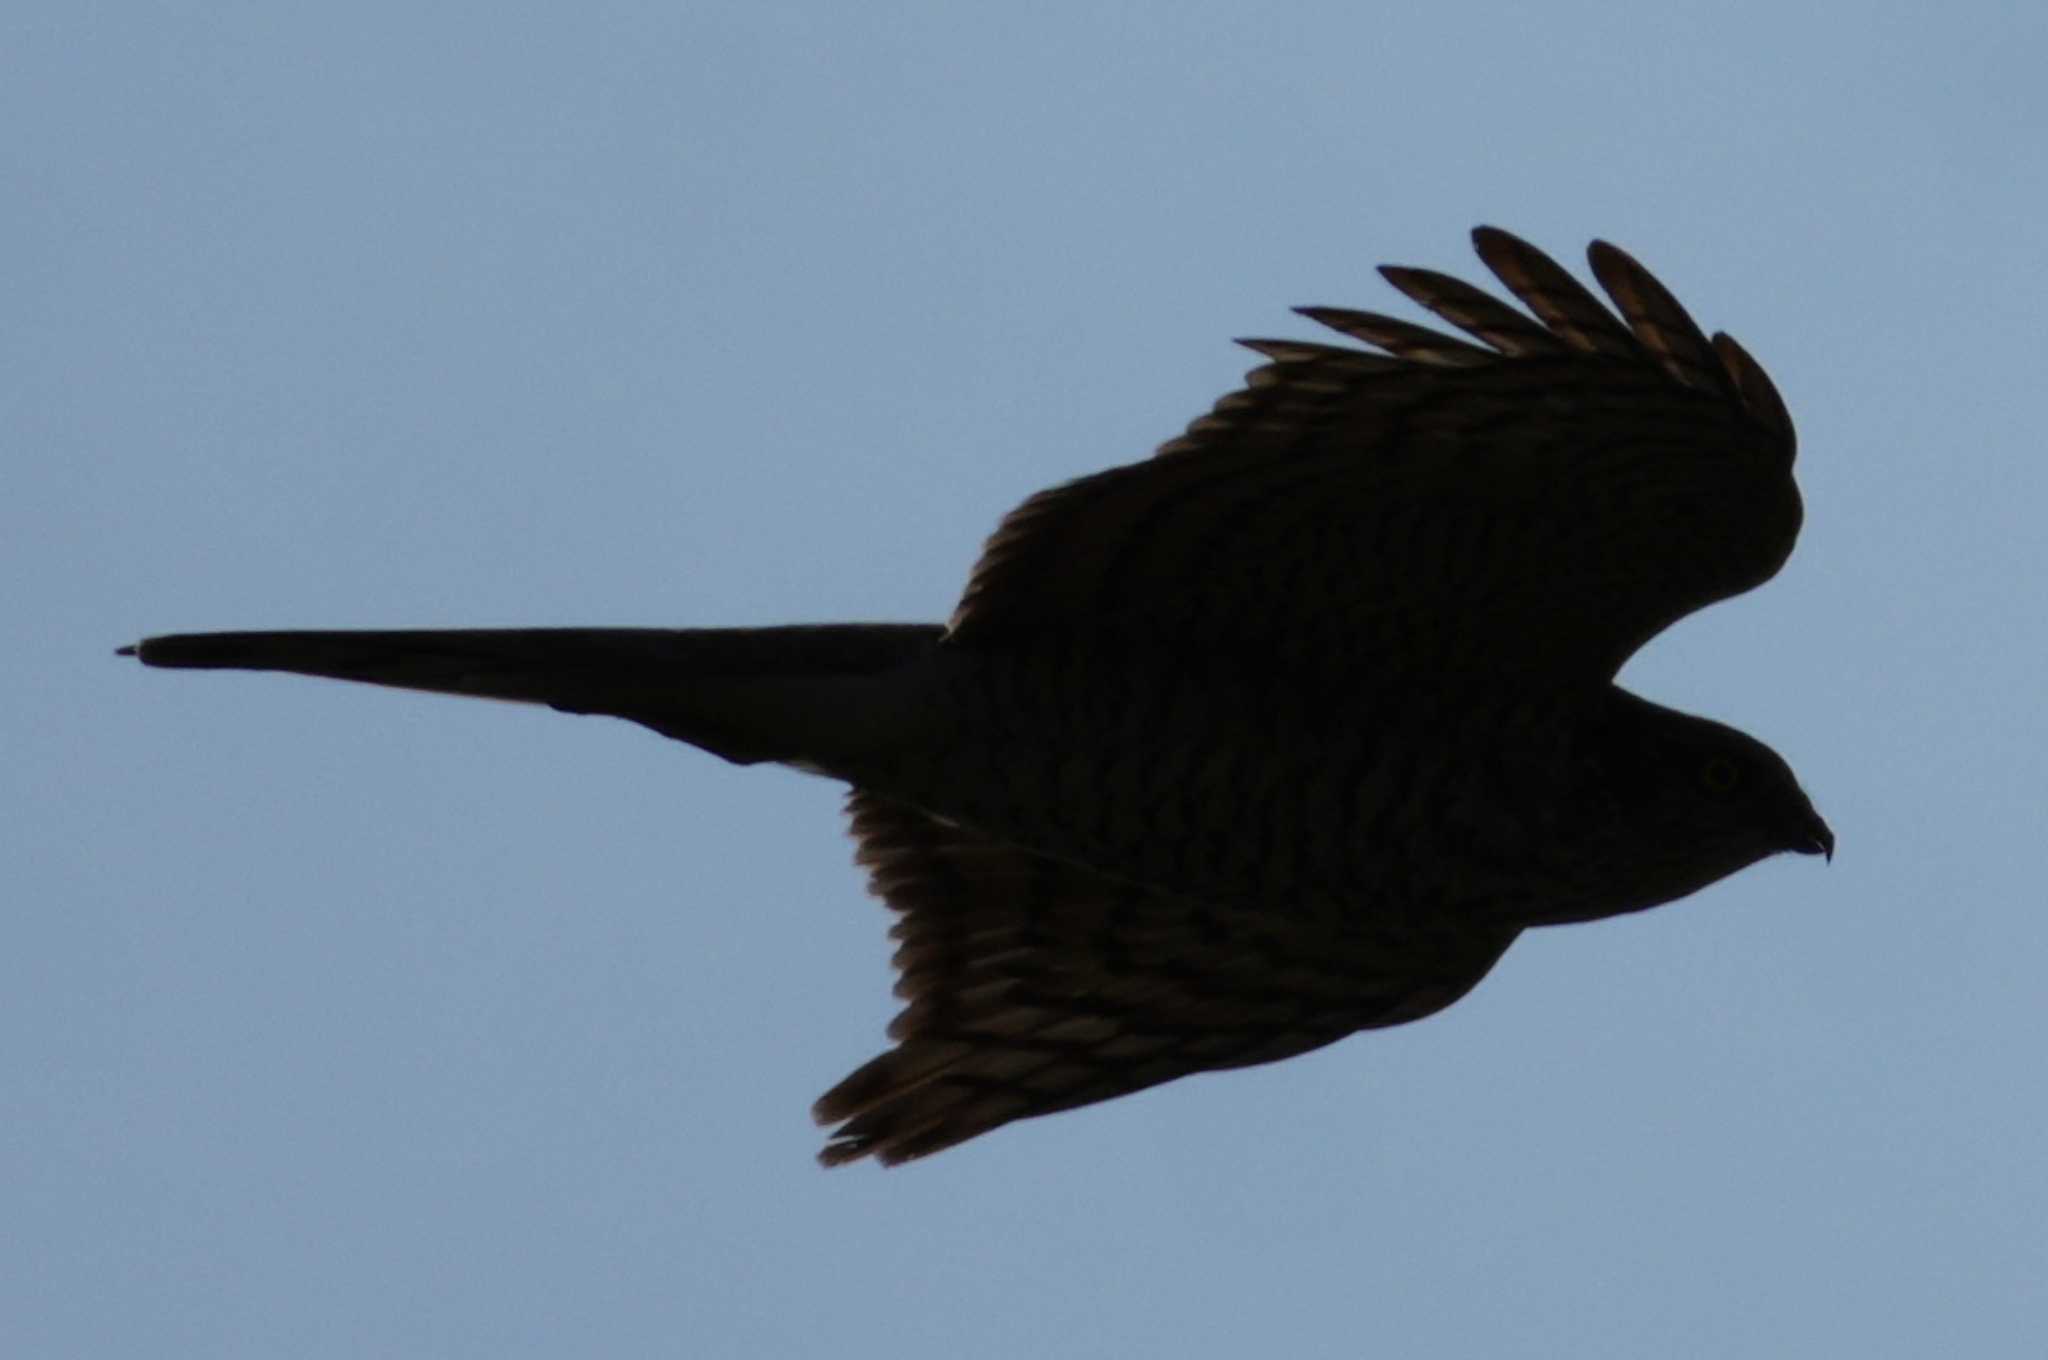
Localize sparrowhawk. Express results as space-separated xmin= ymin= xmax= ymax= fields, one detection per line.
xmin=121 ymin=227 xmax=1832 ymax=1166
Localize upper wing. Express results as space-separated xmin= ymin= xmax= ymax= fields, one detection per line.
xmin=815 ymin=790 xmax=1517 ymax=1166
xmin=947 ymin=228 xmax=1801 ymax=684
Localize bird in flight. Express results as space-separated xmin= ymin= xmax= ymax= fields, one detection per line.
xmin=123 ymin=227 xmax=1831 ymax=1166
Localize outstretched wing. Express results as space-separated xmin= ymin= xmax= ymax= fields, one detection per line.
xmin=948 ymin=228 xmax=1800 ymax=684
xmin=816 ymin=790 xmax=1517 ymax=1166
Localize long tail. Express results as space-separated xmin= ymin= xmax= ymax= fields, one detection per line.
xmin=120 ymin=624 xmax=944 ymax=766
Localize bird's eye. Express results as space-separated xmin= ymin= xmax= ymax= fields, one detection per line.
xmin=1700 ymin=756 xmax=1741 ymax=794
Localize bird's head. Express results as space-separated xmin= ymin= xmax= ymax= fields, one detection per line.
xmin=1564 ymin=688 xmax=1831 ymax=920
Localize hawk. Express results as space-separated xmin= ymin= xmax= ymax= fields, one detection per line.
xmin=122 ymin=227 xmax=1832 ymax=1166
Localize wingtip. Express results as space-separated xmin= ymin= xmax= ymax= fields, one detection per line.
xmin=116 ymin=642 xmax=140 ymax=658
xmin=815 ymin=1139 xmax=866 ymax=1169
xmin=1585 ymin=239 xmax=1653 ymax=294
xmin=1469 ymin=223 xmax=1511 ymax=251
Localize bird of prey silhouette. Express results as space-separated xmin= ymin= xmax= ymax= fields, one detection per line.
xmin=122 ymin=227 xmax=1831 ymax=1166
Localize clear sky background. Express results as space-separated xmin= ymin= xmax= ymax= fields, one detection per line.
xmin=10 ymin=4 xmax=2047 ymax=1356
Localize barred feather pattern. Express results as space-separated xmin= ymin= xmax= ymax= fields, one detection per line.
xmin=816 ymin=790 xmax=1517 ymax=1166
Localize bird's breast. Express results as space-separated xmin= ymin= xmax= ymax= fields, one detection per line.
xmin=840 ymin=640 xmax=1580 ymax=927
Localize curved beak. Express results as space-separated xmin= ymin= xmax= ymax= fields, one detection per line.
xmin=1793 ymin=807 xmax=1835 ymax=862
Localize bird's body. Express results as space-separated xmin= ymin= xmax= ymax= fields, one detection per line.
xmin=124 ymin=228 xmax=1831 ymax=1165
xmin=871 ymin=639 xmax=1564 ymax=912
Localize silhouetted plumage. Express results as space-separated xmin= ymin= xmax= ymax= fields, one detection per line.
xmin=124 ymin=228 xmax=1831 ymax=1166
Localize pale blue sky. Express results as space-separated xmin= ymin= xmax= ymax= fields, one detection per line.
xmin=9 ymin=3 xmax=2048 ymax=1355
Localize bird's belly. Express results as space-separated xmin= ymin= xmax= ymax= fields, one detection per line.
xmin=844 ymin=643 xmax=1568 ymax=924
